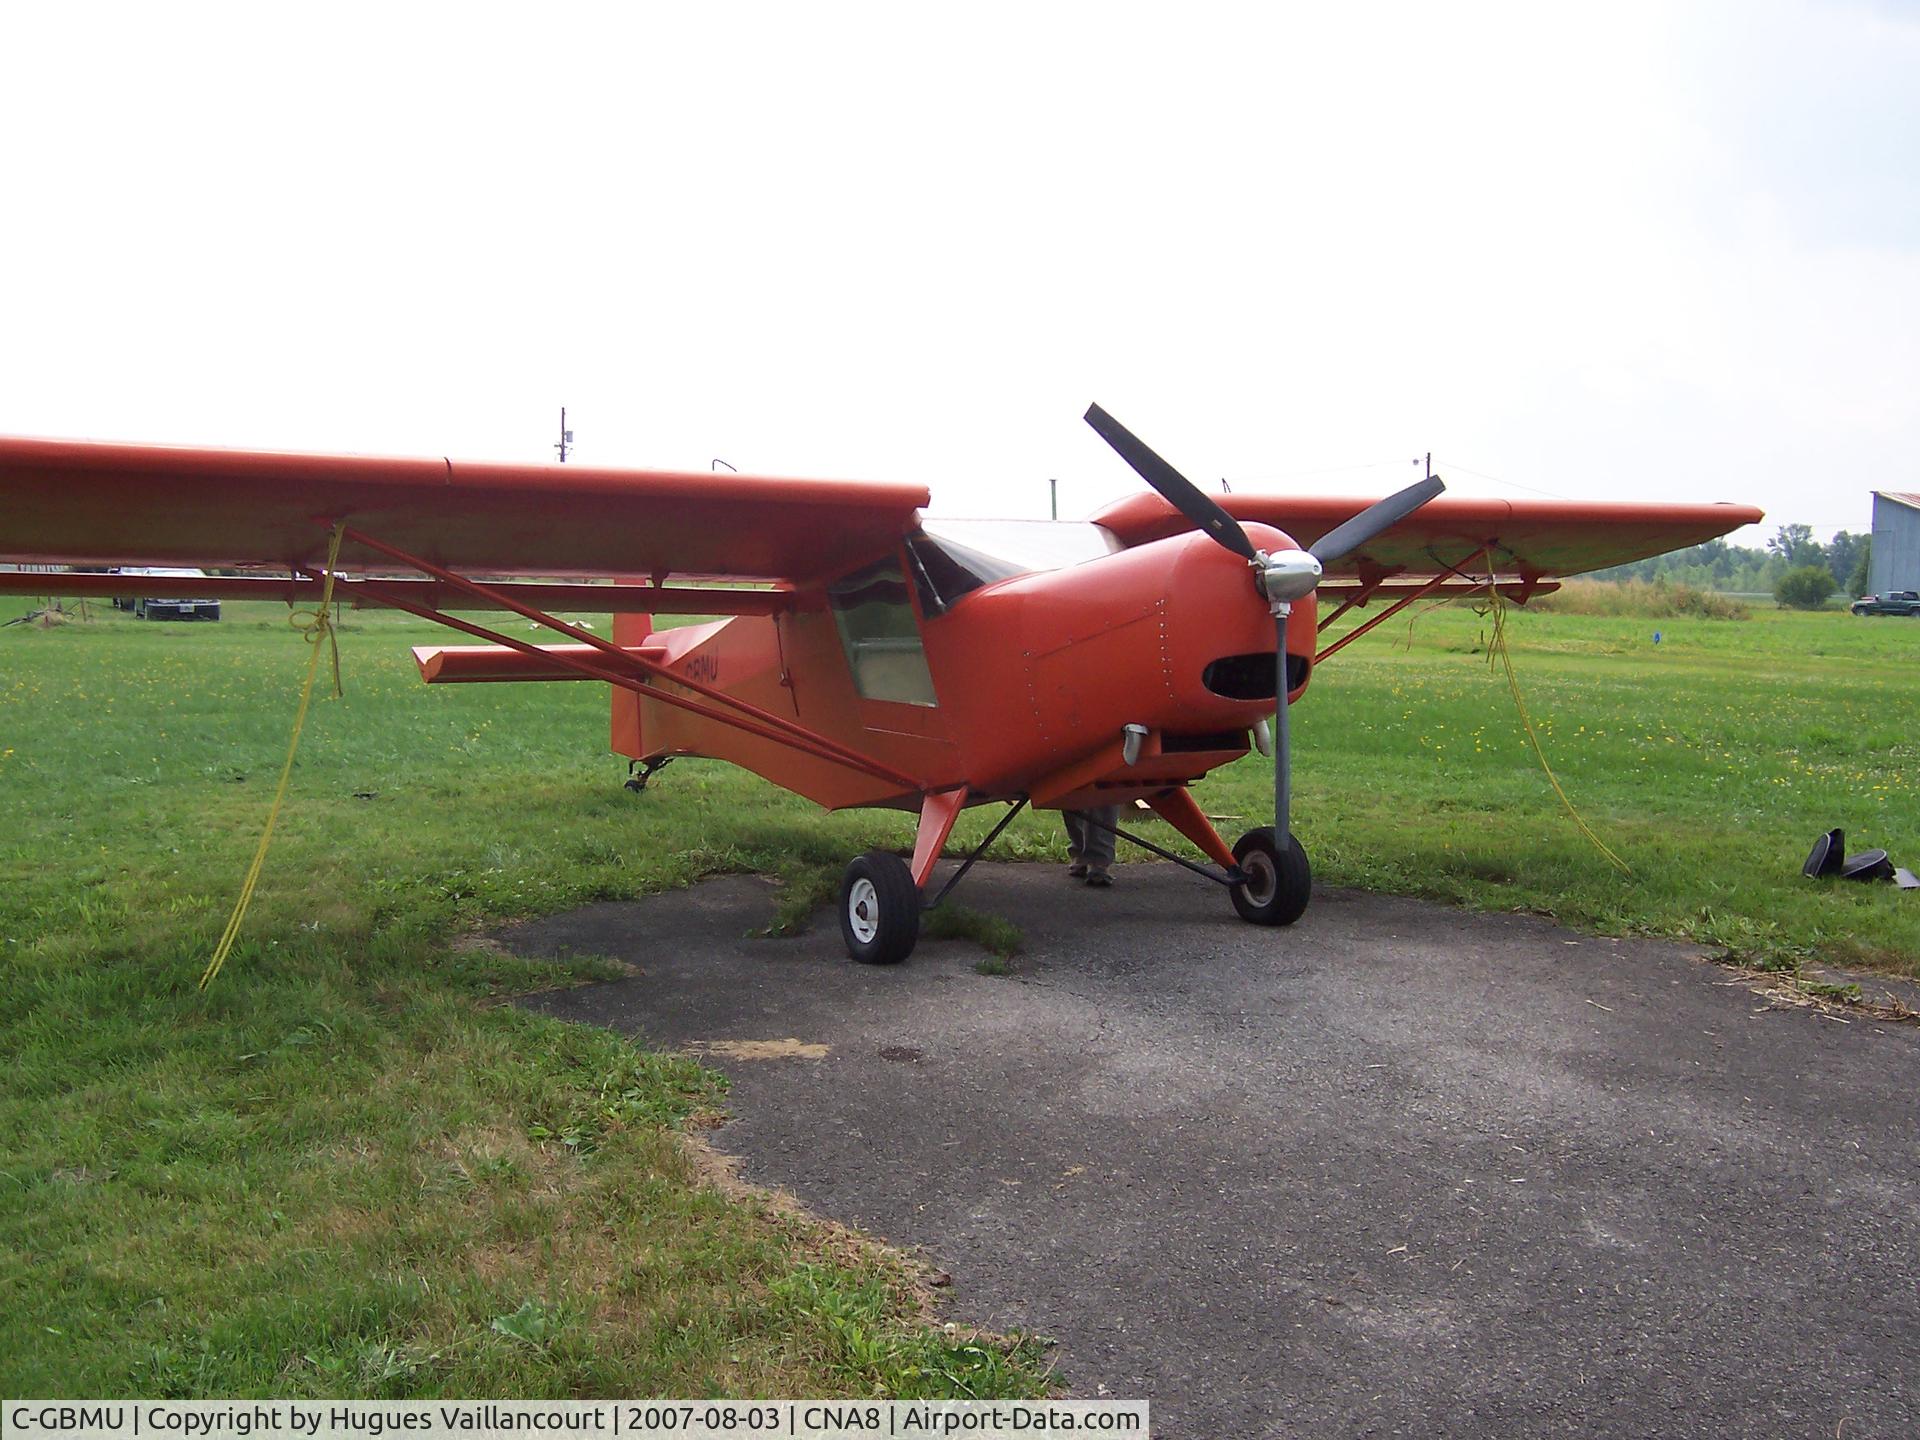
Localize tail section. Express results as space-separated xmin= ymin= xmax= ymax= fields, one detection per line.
xmin=611 ymin=610 xmax=654 ymax=758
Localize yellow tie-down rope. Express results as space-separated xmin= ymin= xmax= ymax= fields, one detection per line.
xmin=200 ymin=522 xmax=347 ymax=990
xmin=1481 ymin=588 xmax=1632 ymax=876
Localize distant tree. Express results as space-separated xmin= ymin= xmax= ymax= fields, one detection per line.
xmin=1848 ymin=536 xmax=1873 ymax=596
xmin=1767 ymin=523 xmax=1824 ymax=571
xmin=1775 ymin=565 xmax=1837 ymax=610
xmin=1595 ymin=535 xmax=1773 ymax=590
xmin=1767 ymin=524 xmax=1810 ymax=559
xmin=1825 ymin=530 xmax=1866 ymax=589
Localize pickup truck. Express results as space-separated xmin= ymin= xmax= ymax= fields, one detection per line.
xmin=112 ymin=567 xmax=223 ymax=620
xmin=1851 ymin=589 xmax=1920 ymax=617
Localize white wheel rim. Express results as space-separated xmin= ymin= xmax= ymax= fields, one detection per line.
xmin=847 ymin=877 xmax=880 ymax=944
xmin=1243 ymin=851 xmax=1277 ymax=907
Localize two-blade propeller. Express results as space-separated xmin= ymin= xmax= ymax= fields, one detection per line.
xmin=1083 ymin=403 xmax=1445 ymax=856
xmin=1083 ymin=405 xmax=1261 ymax=562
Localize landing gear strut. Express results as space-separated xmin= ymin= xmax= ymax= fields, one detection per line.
xmin=828 ymin=789 xmax=1310 ymax=967
xmin=835 ymin=793 xmax=1025 ymax=965
xmin=1062 ymin=793 xmax=1313 ymax=930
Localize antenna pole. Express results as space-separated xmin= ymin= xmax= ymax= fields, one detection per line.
xmin=555 ymin=407 xmax=571 ymax=464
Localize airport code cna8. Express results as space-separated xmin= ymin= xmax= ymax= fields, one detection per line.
xmin=1 ymin=1403 xmax=1148 ymax=1440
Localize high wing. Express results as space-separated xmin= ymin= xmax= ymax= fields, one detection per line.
xmin=1093 ymin=491 xmax=1765 ymax=586
xmin=0 ymin=436 xmax=929 ymax=603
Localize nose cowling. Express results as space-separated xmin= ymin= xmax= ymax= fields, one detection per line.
xmin=1078 ymin=399 xmax=1447 ymax=915
xmin=1164 ymin=523 xmax=1315 ymax=722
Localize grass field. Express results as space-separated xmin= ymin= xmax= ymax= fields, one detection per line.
xmin=1220 ymin=600 xmax=1920 ymax=979
xmin=2 ymin=594 xmax=1916 ymax=1395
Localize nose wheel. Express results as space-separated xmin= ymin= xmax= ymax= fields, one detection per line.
xmin=838 ymin=851 xmax=921 ymax=964
xmin=1229 ymin=827 xmax=1311 ymax=926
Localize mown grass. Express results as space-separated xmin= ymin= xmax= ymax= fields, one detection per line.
xmin=2 ymin=594 xmax=1916 ymax=1394
xmin=0 ymin=604 xmax=1051 ymax=1399
xmin=1218 ymin=600 xmax=1920 ymax=976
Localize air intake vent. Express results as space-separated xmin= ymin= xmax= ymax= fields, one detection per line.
xmin=1202 ymin=652 xmax=1307 ymax=699
xmin=1162 ymin=730 xmax=1250 ymax=754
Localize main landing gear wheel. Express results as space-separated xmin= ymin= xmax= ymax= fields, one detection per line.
xmin=838 ymin=851 xmax=921 ymax=965
xmin=1230 ymin=827 xmax=1311 ymax=926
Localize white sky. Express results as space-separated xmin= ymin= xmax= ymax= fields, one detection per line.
xmin=3 ymin=1 xmax=1915 ymax=549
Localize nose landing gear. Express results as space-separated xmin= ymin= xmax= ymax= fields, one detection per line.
xmin=1228 ymin=826 xmax=1311 ymax=926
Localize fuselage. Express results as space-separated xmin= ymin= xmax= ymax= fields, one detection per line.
xmin=619 ymin=520 xmax=1314 ymax=812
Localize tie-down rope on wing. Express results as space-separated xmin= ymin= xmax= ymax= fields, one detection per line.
xmin=1481 ymin=588 xmax=1632 ymax=876
xmin=201 ymin=521 xmax=347 ymax=990
xmin=1378 ymin=543 xmax=1632 ymax=878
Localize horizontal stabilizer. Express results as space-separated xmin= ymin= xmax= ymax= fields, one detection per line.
xmin=413 ymin=641 xmax=666 ymax=683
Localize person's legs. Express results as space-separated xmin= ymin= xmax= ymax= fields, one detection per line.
xmin=1063 ymin=811 xmax=1090 ymax=878
xmin=1081 ymin=805 xmax=1119 ymax=886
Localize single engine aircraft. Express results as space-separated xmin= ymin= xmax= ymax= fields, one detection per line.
xmin=0 ymin=408 xmax=1762 ymax=964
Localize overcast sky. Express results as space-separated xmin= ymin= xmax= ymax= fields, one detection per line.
xmin=3 ymin=2 xmax=1914 ymax=546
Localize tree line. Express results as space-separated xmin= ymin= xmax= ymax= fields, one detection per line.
xmin=1597 ymin=525 xmax=1870 ymax=596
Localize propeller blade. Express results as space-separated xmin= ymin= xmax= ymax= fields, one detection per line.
xmin=1085 ymin=403 xmax=1258 ymax=562
xmin=1274 ymin=616 xmax=1291 ymax=849
xmin=1308 ymin=475 xmax=1446 ymax=566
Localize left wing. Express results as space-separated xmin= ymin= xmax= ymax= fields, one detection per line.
xmin=0 ymin=436 xmax=928 ymax=596
xmin=1093 ymin=491 xmax=1764 ymax=585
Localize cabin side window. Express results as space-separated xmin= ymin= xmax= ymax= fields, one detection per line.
xmin=828 ymin=558 xmax=938 ymax=707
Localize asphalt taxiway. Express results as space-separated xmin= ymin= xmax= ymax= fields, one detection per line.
xmin=512 ymin=864 xmax=1919 ymax=1438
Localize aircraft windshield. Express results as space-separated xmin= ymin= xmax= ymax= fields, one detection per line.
xmin=907 ymin=519 xmax=1120 ymax=615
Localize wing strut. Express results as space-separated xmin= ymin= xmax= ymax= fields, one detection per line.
xmin=314 ymin=524 xmax=921 ymax=793
xmin=1313 ymin=570 xmax=1463 ymax=665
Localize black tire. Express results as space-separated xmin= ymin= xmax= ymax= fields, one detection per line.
xmin=838 ymin=851 xmax=921 ymax=965
xmin=1229 ymin=827 xmax=1311 ymax=926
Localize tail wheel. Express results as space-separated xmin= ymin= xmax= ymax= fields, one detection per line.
xmin=838 ymin=851 xmax=921 ymax=965
xmin=1230 ymin=827 xmax=1311 ymax=926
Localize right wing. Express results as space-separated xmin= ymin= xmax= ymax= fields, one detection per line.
xmin=0 ymin=435 xmax=929 ymax=592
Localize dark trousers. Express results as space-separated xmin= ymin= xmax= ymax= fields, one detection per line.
xmin=1063 ymin=806 xmax=1119 ymax=869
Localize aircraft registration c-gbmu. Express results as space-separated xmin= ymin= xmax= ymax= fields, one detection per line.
xmin=0 ymin=407 xmax=1762 ymax=964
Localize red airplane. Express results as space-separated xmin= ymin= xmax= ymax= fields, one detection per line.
xmin=0 ymin=408 xmax=1761 ymax=963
